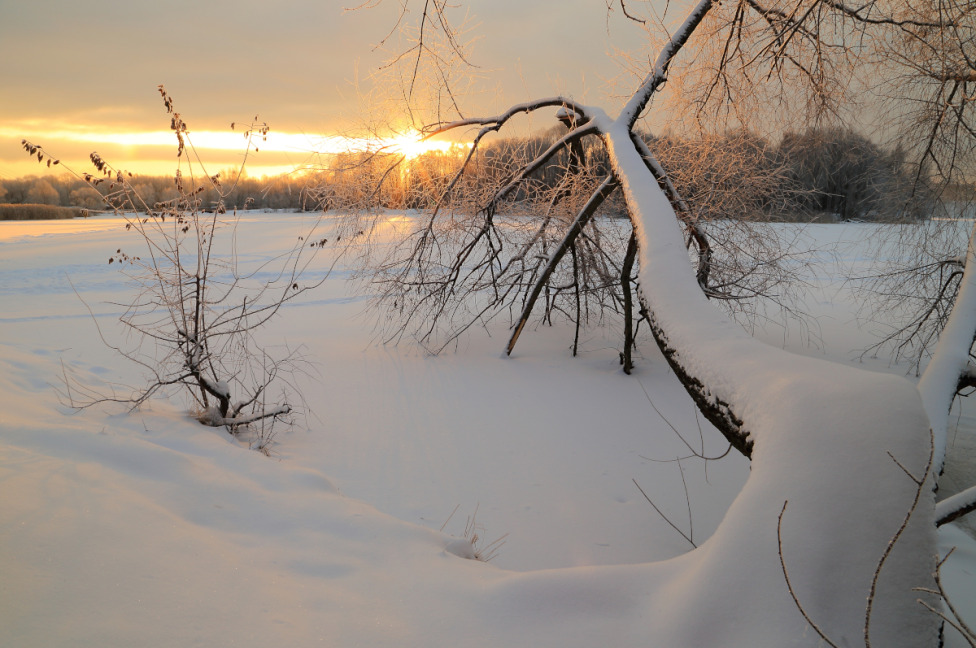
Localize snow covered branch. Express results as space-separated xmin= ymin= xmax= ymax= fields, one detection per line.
xmin=423 ymin=97 xmax=593 ymax=138
xmin=620 ymin=0 xmax=714 ymax=129
xmin=937 ymin=485 xmax=976 ymax=527
xmin=918 ymin=222 xmax=976 ymax=470
xmin=199 ymin=404 xmax=293 ymax=429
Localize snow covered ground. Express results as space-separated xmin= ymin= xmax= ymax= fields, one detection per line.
xmin=1 ymin=212 xmax=974 ymax=646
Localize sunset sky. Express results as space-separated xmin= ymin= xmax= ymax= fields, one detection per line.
xmin=1 ymin=0 xmax=656 ymax=180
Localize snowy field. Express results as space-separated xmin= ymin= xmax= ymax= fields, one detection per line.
xmin=2 ymin=211 xmax=975 ymax=646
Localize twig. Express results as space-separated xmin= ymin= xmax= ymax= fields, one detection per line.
xmin=633 ymin=478 xmax=696 ymax=548
xmin=777 ymin=500 xmax=840 ymax=648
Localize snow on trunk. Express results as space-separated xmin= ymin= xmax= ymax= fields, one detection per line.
xmin=919 ymin=222 xmax=976 ymax=472
xmin=597 ymin=113 xmax=939 ymax=646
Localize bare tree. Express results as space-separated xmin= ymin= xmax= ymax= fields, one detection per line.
xmin=327 ymin=76 xmax=815 ymax=364
xmin=338 ymin=0 xmax=976 ymax=642
xmin=344 ymin=125 xmax=642 ymax=356
xmin=842 ymin=0 xmax=976 ymax=475
xmin=24 ymin=87 xmax=326 ymax=450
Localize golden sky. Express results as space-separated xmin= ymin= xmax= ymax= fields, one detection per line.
xmin=2 ymin=0 xmax=655 ymax=179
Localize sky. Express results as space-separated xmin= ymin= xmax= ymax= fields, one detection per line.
xmin=1 ymin=0 xmax=658 ymax=180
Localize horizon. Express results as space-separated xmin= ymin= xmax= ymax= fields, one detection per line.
xmin=6 ymin=122 xmax=472 ymax=181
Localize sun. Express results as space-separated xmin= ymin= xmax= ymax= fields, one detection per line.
xmin=383 ymin=130 xmax=460 ymax=160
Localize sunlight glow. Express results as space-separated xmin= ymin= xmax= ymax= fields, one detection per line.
xmin=1 ymin=126 xmax=325 ymax=154
xmin=3 ymin=124 xmax=467 ymax=157
xmin=382 ymin=131 xmax=464 ymax=160
xmin=2 ymin=123 xmax=471 ymax=179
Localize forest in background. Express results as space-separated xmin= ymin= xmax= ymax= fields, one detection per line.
xmin=2 ymin=124 xmax=964 ymax=221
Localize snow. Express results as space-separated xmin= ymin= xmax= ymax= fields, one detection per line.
xmin=604 ymin=115 xmax=945 ymax=645
xmin=1 ymin=212 xmax=975 ymax=646
xmin=920 ymin=222 xmax=976 ymax=471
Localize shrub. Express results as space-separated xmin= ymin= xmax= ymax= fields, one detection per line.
xmin=0 ymin=203 xmax=86 ymax=220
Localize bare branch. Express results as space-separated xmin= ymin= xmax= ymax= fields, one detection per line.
xmin=633 ymin=478 xmax=697 ymax=548
xmin=778 ymin=501 xmax=841 ymax=648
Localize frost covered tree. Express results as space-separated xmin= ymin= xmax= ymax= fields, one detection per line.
xmin=341 ymin=0 xmax=976 ymax=644
xmin=26 ymin=178 xmax=60 ymax=205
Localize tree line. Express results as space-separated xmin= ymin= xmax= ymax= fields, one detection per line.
xmin=0 ymin=170 xmax=320 ymax=213
xmin=315 ymin=124 xmax=943 ymax=222
xmin=4 ymin=125 xmax=946 ymax=222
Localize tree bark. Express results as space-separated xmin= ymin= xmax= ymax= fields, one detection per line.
xmin=621 ymin=230 xmax=638 ymax=374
